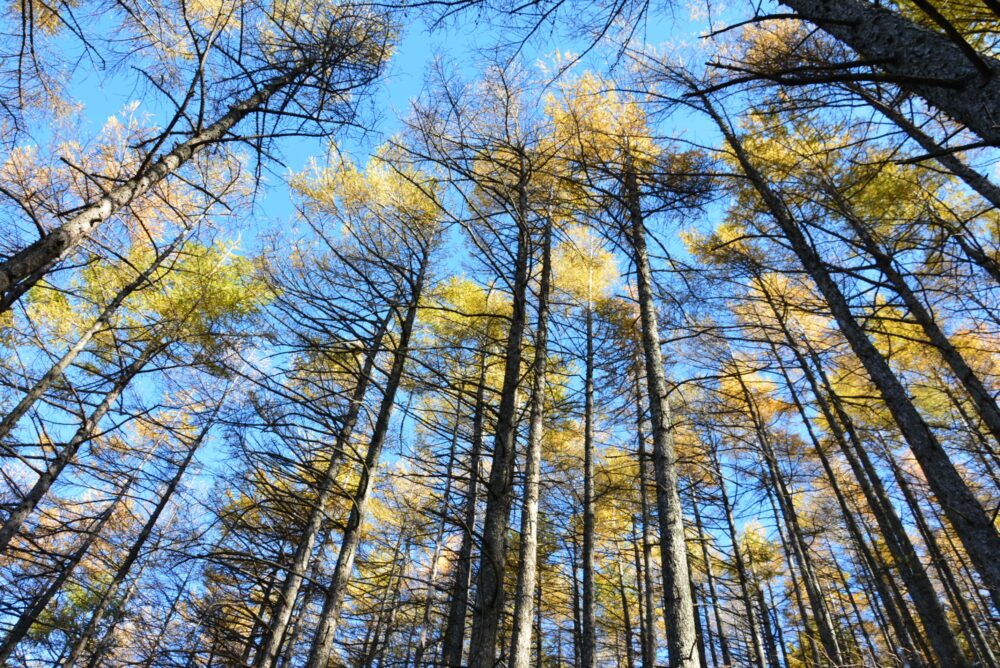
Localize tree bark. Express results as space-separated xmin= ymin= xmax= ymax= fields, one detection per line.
xmin=779 ymin=0 xmax=1000 ymax=146
xmin=509 ymin=220 xmax=552 ymax=668
xmin=624 ymin=158 xmax=698 ymax=668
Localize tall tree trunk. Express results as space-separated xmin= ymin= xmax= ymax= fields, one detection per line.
xmin=730 ymin=366 xmax=844 ymax=665
xmin=440 ymin=353 xmax=488 ymax=668
xmin=693 ymin=499 xmax=732 ymax=668
xmin=509 ymin=220 xmax=552 ymax=668
xmin=624 ymin=157 xmax=698 ymax=668
xmin=582 ymin=288 xmax=597 ymax=668
xmin=255 ymin=309 xmax=392 ymax=668
xmin=635 ymin=365 xmax=659 ymax=668
xmin=303 ymin=257 xmax=428 ymax=668
xmin=701 ymin=95 xmax=1000 ymax=624
xmin=0 ymin=67 xmax=305 ymax=309
xmin=713 ymin=449 xmax=765 ymax=668
xmin=468 ymin=166 xmax=532 ymax=668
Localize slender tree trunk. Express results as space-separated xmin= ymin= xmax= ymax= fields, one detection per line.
xmin=255 ymin=310 xmax=392 ymax=668
xmin=694 ymin=499 xmax=732 ymax=668
xmin=702 ymin=96 xmax=1000 ymax=623
xmin=619 ymin=554 xmax=637 ymax=668
xmin=0 ymin=340 xmax=160 ymax=554
xmin=303 ymin=258 xmax=428 ymax=668
xmin=0 ymin=473 xmax=135 ymax=663
xmin=413 ymin=394 xmax=465 ymax=668
xmin=582 ymin=296 xmax=597 ymax=668
xmin=62 ymin=403 xmax=221 ymax=667
xmin=713 ymin=449 xmax=765 ymax=668
xmin=624 ymin=157 xmax=698 ymax=668
xmin=440 ymin=354 xmax=488 ymax=668
xmin=635 ymin=366 xmax=659 ymax=668
xmin=509 ymin=221 xmax=552 ymax=668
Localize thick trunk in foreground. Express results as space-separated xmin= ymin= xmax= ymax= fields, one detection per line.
xmin=0 ymin=68 xmax=303 ymax=310
xmin=779 ymin=0 xmax=1000 ymax=146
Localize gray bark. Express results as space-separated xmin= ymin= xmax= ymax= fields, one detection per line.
xmin=780 ymin=0 xmax=1000 ymax=145
xmin=302 ymin=256 xmax=427 ymax=668
xmin=509 ymin=221 xmax=552 ymax=668
xmin=624 ymin=159 xmax=699 ymax=668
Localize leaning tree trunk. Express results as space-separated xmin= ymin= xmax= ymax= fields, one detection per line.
xmin=0 ymin=340 xmax=160 ymax=554
xmin=623 ymin=158 xmax=698 ymax=668
xmin=254 ymin=309 xmax=392 ymax=668
xmin=701 ymin=95 xmax=1000 ymax=620
xmin=0 ymin=67 xmax=305 ymax=310
xmin=779 ymin=0 xmax=1000 ymax=146
xmin=756 ymin=272 xmax=967 ymax=666
xmin=826 ymin=184 xmax=1000 ymax=446
xmin=0 ymin=472 xmax=136 ymax=664
xmin=509 ymin=221 xmax=552 ymax=668
xmin=303 ymin=257 xmax=428 ymax=668
xmin=62 ymin=403 xmax=221 ymax=667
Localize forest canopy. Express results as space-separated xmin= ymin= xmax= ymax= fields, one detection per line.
xmin=0 ymin=0 xmax=998 ymax=667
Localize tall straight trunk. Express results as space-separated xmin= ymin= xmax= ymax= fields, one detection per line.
xmin=581 ymin=298 xmax=597 ymax=668
xmin=623 ymin=158 xmax=698 ymax=668
xmin=778 ymin=0 xmax=1000 ymax=146
xmin=0 ymin=340 xmax=160 ymax=554
xmin=731 ymin=368 xmax=844 ymax=665
xmin=702 ymin=96 xmax=1000 ymax=623
xmin=0 ymin=67 xmax=306 ymax=309
xmin=62 ymin=403 xmax=221 ymax=667
xmin=0 ymin=222 xmax=193 ymax=444
xmin=618 ymin=554 xmax=637 ymax=668
xmin=756 ymin=275 xmax=961 ymax=666
xmin=693 ymin=499 xmax=732 ymax=668
xmin=413 ymin=393 xmax=465 ymax=668
xmin=468 ymin=167 xmax=532 ymax=668
xmin=827 ymin=186 xmax=1000 ymax=446
xmin=303 ymin=258 xmax=428 ymax=668
xmin=509 ymin=221 xmax=552 ymax=668
xmin=255 ymin=309 xmax=392 ymax=668
xmin=689 ymin=576 xmax=709 ymax=668
xmin=713 ymin=450 xmax=765 ymax=668
xmin=440 ymin=354 xmax=488 ymax=668
xmin=634 ymin=364 xmax=659 ymax=668
xmin=571 ymin=538 xmax=583 ymax=668
xmin=0 ymin=472 xmax=136 ymax=663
